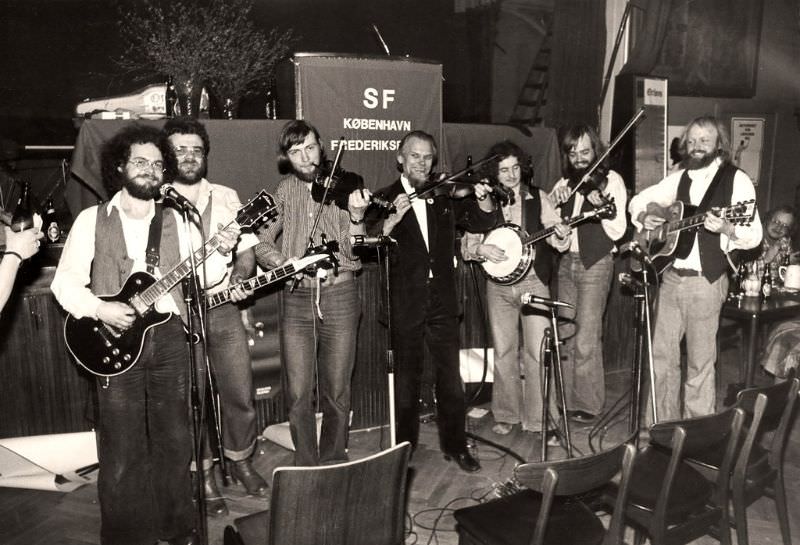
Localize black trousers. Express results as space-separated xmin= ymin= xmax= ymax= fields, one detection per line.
xmin=391 ymin=286 xmax=468 ymax=454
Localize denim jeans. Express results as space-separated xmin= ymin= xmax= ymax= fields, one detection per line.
xmin=96 ymin=316 xmax=194 ymax=545
xmin=196 ymin=302 xmax=257 ymax=464
xmin=392 ymin=285 xmax=468 ymax=454
xmin=280 ymin=280 xmax=360 ymax=465
xmin=557 ymin=252 xmax=614 ymax=416
xmin=486 ymin=272 xmax=554 ymax=431
xmin=649 ymin=270 xmax=728 ymax=422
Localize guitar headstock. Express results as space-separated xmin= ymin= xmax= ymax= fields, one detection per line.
xmin=235 ymin=190 xmax=278 ymax=231
xmin=720 ymin=199 xmax=756 ymax=226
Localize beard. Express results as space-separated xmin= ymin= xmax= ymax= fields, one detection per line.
xmin=566 ymin=162 xmax=590 ymax=183
xmin=293 ymin=163 xmax=321 ymax=183
xmin=175 ymin=159 xmax=207 ymax=184
xmin=123 ymin=174 xmax=161 ymax=201
xmin=680 ymin=150 xmax=718 ymax=170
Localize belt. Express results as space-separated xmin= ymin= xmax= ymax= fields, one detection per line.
xmin=670 ymin=268 xmax=704 ymax=277
xmin=292 ymin=270 xmax=355 ymax=289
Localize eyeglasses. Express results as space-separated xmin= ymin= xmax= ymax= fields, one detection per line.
xmin=127 ymin=157 xmax=165 ymax=172
xmin=173 ymin=146 xmax=205 ymax=157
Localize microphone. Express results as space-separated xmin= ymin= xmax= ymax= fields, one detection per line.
xmin=520 ymin=293 xmax=575 ymax=309
xmin=620 ymin=240 xmax=652 ymax=265
xmin=160 ymin=184 xmax=201 ymax=220
xmin=350 ymin=235 xmax=396 ymax=247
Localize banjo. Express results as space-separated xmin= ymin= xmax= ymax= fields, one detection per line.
xmin=481 ymin=200 xmax=616 ymax=285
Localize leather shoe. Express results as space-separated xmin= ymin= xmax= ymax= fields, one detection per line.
xmin=444 ymin=451 xmax=481 ymax=472
xmin=567 ymin=410 xmax=596 ymax=423
xmin=230 ymin=458 xmax=269 ymax=497
xmin=202 ymin=468 xmax=228 ymax=517
xmin=168 ymin=530 xmax=199 ymax=545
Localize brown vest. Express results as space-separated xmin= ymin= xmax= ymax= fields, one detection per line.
xmin=91 ymin=202 xmax=186 ymax=322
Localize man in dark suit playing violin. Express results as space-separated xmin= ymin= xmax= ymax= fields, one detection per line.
xmin=368 ymin=130 xmax=496 ymax=472
xmin=549 ymin=124 xmax=628 ymax=425
xmin=51 ymin=124 xmax=239 ymax=545
xmin=629 ymin=115 xmax=762 ymax=422
xmin=255 ymin=120 xmax=371 ymax=466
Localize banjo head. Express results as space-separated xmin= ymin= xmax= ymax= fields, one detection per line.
xmin=481 ymin=224 xmax=529 ymax=281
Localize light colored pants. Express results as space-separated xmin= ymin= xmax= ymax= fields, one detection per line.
xmin=649 ymin=269 xmax=728 ymax=422
xmin=557 ymin=253 xmax=614 ymax=416
xmin=487 ymin=272 xmax=554 ymax=431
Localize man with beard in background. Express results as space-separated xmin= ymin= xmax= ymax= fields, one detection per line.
xmin=629 ymin=115 xmax=762 ymax=422
xmin=162 ymin=117 xmax=267 ymax=516
xmin=255 ymin=120 xmax=371 ymax=466
xmin=548 ymin=124 xmax=627 ymax=425
xmin=51 ymin=124 xmax=238 ymax=545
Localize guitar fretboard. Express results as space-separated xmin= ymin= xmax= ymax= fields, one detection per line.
xmin=136 ymin=221 xmax=237 ymax=308
xmin=206 ymin=262 xmax=299 ymax=309
xmin=520 ymin=210 xmax=602 ymax=246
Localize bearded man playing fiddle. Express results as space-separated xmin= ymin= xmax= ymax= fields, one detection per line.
xmin=548 ymin=124 xmax=627 ymax=425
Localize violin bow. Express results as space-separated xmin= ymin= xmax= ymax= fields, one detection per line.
xmin=563 ymin=107 xmax=647 ymax=202
xmin=410 ymin=153 xmax=500 ymax=201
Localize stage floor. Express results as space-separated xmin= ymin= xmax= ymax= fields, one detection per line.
xmin=1 ymin=343 xmax=798 ymax=545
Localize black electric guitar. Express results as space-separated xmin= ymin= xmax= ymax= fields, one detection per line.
xmin=631 ymin=199 xmax=756 ymax=274
xmin=205 ymin=241 xmax=340 ymax=309
xmin=64 ymin=190 xmax=277 ymax=377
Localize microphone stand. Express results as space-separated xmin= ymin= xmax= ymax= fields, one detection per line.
xmin=379 ymin=242 xmax=396 ymax=447
xmin=177 ymin=208 xmax=214 ymax=545
xmin=540 ymin=310 xmax=573 ymax=460
xmin=636 ymin=263 xmax=658 ymax=430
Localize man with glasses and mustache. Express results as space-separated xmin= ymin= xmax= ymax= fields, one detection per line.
xmin=51 ymin=124 xmax=238 ymax=545
xmin=161 ymin=117 xmax=266 ymax=516
xmin=629 ymin=115 xmax=762 ymax=422
xmin=548 ymin=125 xmax=628 ymax=426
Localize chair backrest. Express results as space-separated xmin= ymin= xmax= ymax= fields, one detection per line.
xmin=268 ymin=442 xmax=411 ymax=545
xmin=513 ymin=439 xmax=637 ymax=545
xmin=648 ymin=407 xmax=745 ymax=520
xmin=735 ymin=374 xmax=799 ymax=474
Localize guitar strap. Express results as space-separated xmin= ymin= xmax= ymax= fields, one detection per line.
xmin=145 ymin=203 xmax=164 ymax=274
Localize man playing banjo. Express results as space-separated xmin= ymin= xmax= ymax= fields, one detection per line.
xmin=462 ymin=140 xmax=570 ymax=437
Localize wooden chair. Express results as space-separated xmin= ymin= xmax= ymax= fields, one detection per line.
xmin=686 ymin=373 xmax=799 ymax=545
xmin=605 ymin=407 xmax=745 ymax=545
xmin=224 ymin=442 xmax=411 ymax=545
xmin=453 ymin=439 xmax=637 ymax=545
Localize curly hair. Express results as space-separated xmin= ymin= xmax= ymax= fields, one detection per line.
xmin=162 ymin=116 xmax=211 ymax=157
xmin=100 ymin=124 xmax=176 ymax=195
xmin=480 ymin=140 xmax=532 ymax=184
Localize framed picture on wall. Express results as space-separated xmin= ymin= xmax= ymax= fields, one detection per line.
xmin=652 ymin=0 xmax=764 ymax=98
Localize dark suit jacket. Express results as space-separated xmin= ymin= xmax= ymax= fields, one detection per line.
xmin=368 ymin=179 xmax=498 ymax=325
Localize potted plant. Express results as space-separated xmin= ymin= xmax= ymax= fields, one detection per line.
xmin=117 ymin=0 xmax=293 ymax=118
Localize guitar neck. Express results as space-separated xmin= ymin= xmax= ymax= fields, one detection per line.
xmin=138 ymin=221 xmax=236 ymax=308
xmin=667 ymin=211 xmax=716 ymax=234
xmin=206 ymin=261 xmax=300 ymax=309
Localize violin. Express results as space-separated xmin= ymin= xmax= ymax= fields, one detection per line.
xmin=569 ymin=162 xmax=610 ymax=196
xmin=312 ymin=160 xmax=396 ymax=213
xmin=409 ymin=154 xmax=501 ymax=202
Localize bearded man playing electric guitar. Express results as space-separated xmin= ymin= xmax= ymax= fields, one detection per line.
xmin=51 ymin=124 xmax=239 ymax=545
xmin=629 ymin=115 xmax=762 ymax=423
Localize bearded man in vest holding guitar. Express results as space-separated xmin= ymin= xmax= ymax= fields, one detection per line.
xmin=51 ymin=124 xmax=240 ymax=545
xmin=629 ymin=116 xmax=762 ymax=422
xmin=462 ymin=141 xmax=571 ymax=438
xmin=549 ymin=125 xmax=628 ymax=425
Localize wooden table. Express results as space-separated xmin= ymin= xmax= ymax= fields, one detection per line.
xmin=722 ymin=291 xmax=800 ymax=387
